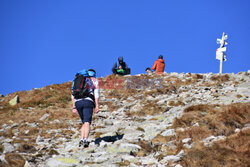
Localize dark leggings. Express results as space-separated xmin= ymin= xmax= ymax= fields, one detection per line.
xmin=75 ymin=99 xmax=94 ymax=124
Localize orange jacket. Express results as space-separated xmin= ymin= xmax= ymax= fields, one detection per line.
xmin=152 ymin=59 xmax=165 ymax=74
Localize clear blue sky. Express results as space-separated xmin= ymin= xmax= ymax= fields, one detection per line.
xmin=0 ymin=0 xmax=249 ymax=95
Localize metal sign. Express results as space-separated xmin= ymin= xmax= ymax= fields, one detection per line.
xmin=216 ymin=32 xmax=228 ymax=74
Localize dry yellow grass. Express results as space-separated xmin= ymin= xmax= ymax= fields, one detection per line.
xmin=181 ymin=129 xmax=250 ymax=167
xmin=173 ymin=103 xmax=250 ymax=137
xmin=210 ymin=74 xmax=230 ymax=82
xmin=148 ymin=102 xmax=250 ymax=166
xmin=172 ymin=103 xmax=250 ymax=166
xmin=2 ymin=153 xmax=26 ymax=167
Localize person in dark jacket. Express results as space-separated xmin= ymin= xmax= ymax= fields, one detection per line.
xmin=152 ymin=55 xmax=165 ymax=74
xmin=112 ymin=57 xmax=130 ymax=75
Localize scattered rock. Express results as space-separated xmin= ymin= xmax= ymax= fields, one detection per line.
xmin=2 ymin=124 xmax=9 ymax=129
xmin=182 ymin=138 xmax=192 ymax=144
xmin=165 ymin=141 xmax=177 ymax=150
xmin=107 ymin=143 xmax=141 ymax=155
xmin=3 ymin=138 xmax=13 ymax=143
xmin=0 ymin=129 xmax=6 ymax=134
xmin=123 ymin=129 xmax=144 ymax=141
xmin=0 ymin=72 xmax=249 ymax=166
xmin=99 ymin=131 xmax=117 ymax=138
xmin=9 ymin=95 xmax=20 ymax=106
xmin=3 ymin=143 xmax=15 ymax=153
xmin=192 ymin=122 xmax=199 ymax=127
xmin=93 ymin=156 xmax=109 ymax=164
xmin=104 ymin=120 xmax=114 ymax=126
xmin=26 ymin=122 xmax=39 ymax=128
xmin=143 ymin=123 xmax=164 ymax=140
xmin=201 ymin=111 xmax=207 ymax=116
xmin=162 ymin=150 xmax=184 ymax=163
xmin=40 ymin=113 xmax=50 ymax=121
xmin=0 ymin=154 xmax=5 ymax=164
xmin=12 ymin=129 xmax=19 ymax=135
xmin=46 ymin=157 xmax=79 ymax=167
xmin=120 ymin=154 xmax=139 ymax=164
xmin=99 ymin=140 xmax=109 ymax=148
xmin=13 ymin=143 xmax=20 ymax=150
xmin=11 ymin=123 xmax=19 ymax=128
xmin=24 ymin=130 xmax=30 ymax=135
xmin=53 ymin=119 xmax=60 ymax=124
xmin=244 ymin=123 xmax=250 ymax=128
xmin=183 ymin=143 xmax=193 ymax=149
xmin=141 ymin=156 xmax=159 ymax=165
xmin=163 ymin=155 xmax=180 ymax=163
xmin=161 ymin=129 xmax=175 ymax=137
xmin=24 ymin=161 xmax=32 ymax=167
xmin=202 ymin=135 xmax=226 ymax=147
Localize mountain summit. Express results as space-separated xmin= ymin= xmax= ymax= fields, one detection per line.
xmin=0 ymin=72 xmax=249 ymax=167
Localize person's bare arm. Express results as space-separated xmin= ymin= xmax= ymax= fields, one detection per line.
xmin=152 ymin=61 xmax=157 ymax=70
xmin=95 ymin=97 xmax=99 ymax=113
xmin=71 ymin=87 xmax=78 ymax=114
xmin=93 ymin=78 xmax=100 ymax=113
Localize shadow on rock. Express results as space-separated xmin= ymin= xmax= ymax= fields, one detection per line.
xmin=94 ymin=134 xmax=124 ymax=145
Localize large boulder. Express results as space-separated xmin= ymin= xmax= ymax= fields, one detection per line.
xmin=9 ymin=95 xmax=20 ymax=106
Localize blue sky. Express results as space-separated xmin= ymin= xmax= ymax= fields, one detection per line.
xmin=0 ymin=0 xmax=249 ymax=95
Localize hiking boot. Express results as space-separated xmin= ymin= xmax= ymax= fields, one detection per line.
xmin=83 ymin=140 xmax=89 ymax=148
xmin=79 ymin=140 xmax=84 ymax=147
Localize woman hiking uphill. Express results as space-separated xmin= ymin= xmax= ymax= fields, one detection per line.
xmin=71 ymin=69 xmax=99 ymax=148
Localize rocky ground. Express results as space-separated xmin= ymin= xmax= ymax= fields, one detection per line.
xmin=0 ymin=72 xmax=250 ymax=167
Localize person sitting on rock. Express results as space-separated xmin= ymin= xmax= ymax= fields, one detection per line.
xmin=116 ymin=65 xmax=125 ymax=75
xmin=112 ymin=56 xmax=131 ymax=75
xmin=152 ymin=55 xmax=165 ymax=74
xmin=71 ymin=69 xmax=99 ymax=148
xmin=145 ymin=67 xmax=152 ymax=74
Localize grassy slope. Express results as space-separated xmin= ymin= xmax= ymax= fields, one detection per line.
xmin=0 ymin=73 xmax=249 ymax=166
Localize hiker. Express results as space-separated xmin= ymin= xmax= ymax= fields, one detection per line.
xmin=71 ymin=69 xmax=99 ymax=148
xmin=152 ymin=55 xmax=165 ymax=74
xmin=117 ymin=65 xmax=125 ymax=75
xmin=112 ymin=56 xmax=131 ymax=75
xmin=145 ymin=67 xmax=152 ymax=74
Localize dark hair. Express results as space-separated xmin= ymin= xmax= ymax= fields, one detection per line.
xmin=118 ymin=56 xmax=123 ymax=62
xmin=88 ymin=69 xmax=96 ymax=74
xmin=159 ymin=55 xmax=163 ymax=59
xmin=145 ymin=67 xmax=151 ymax=71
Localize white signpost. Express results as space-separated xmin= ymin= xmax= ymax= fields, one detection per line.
xmin=216 ymin=32 xmax=228 ymax=74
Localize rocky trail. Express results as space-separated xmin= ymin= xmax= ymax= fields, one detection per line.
xmin=0 ymin=72 xmax=250 ymax=167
